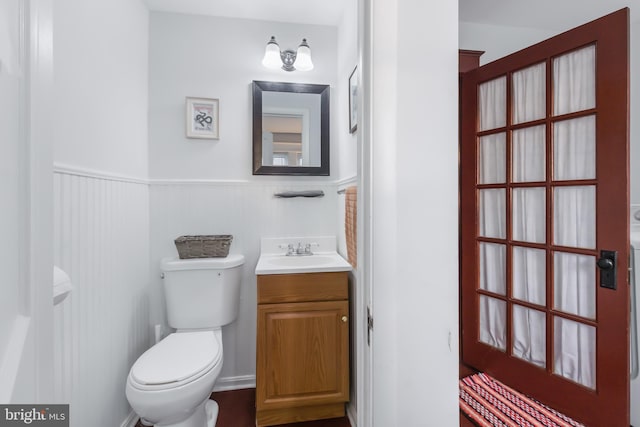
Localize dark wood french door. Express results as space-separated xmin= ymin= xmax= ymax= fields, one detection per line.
xmin=460 ymin=9 xmax=630 ymax=426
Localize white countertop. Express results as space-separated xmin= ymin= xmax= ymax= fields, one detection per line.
xmin=255 ymin=236 xmax=353 ymax=275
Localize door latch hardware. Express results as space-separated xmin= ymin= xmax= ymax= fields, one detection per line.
xmin=597 ymin=250 xmax=618 ymax=290
xmin=367 ymin=306 xmax=373 ymax=346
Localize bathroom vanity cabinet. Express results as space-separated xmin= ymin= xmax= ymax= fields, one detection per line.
xmin=256 ymin=271 xmax=349 ymax=427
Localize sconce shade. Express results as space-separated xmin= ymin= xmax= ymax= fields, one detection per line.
xmin=262 ymin=36 xmax=282 ymax=69
xmin=294 ymin=39 xmax=314 ymax=71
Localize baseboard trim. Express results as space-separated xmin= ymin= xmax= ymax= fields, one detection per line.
xmin=346 ymin=402 xmax=357 ymax=427
xmin=120 ymin=410 xmax=138 ymax=427
xmin=212 ymin=374 xmax=256 ymax=392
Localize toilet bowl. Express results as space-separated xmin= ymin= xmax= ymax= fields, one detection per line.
xmin=126 ymin=329 xmax=223 ymax=427
xmin=126 ymin=255 xmax=244 ymax=427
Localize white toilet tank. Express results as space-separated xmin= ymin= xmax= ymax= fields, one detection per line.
xmin=160 ymin=255 xmax=245 ymax=330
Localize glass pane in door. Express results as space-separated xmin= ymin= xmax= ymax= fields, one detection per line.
xmin=513 ymin=305 xmax=546 ymax=368
xmin=479 ymin=76 xmax=507 ymax=131
xmin=479 ymin=133 xmax=506 ymax=184
xmin=553 ymin=116 xmax=596 ymax=181
xmin=480 ymin=295 xmax=506 ymax=351
xmin=554 ymin=317 xmax=596 ymax=389
xmin=553 ymin=186 xmax=596 ymax=249
xmin=512 ymin=62 xmax=546 ymax=124
xmin=479 ymin=243 xmax=506 ymax=295
xmin=512 ymin=246 xmax=546 ymax=306
xmin=553 ymin=45 xmax=596 ymax=115
xmin=553 ymin=252 xmax=596 ymax=319
xmin=512 ymin=187 xmax=546 ymax=243
xmin=512 ymin=125 xmax=545 ymax=183
xmin=479 ymin=189 xmax=506 ymax=239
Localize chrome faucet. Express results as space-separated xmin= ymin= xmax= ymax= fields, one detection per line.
xmin=281 ymin=242 xmax=317 ymax=256
xmin=282 ymin=242 xmax=313 ymax=256
xmin=294 ymin=243 xmax=305 ymax=255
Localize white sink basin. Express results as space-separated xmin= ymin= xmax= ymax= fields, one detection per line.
xmin=255 ymin=252 xmax=352 ymax=275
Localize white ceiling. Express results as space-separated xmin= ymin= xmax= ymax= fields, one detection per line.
xmin=144 ymin=1 xmax=638 ymax=35
xmin=459 ymin=0 xmax=639 ymax=31
xmin=143 ymin=0 xmax=348 ymax=26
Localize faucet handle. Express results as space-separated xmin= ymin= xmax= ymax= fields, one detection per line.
xmin=303 ymin=243 xmax=318 ymax=255
xmin=279 ymin=243 xmax=295 ymax=255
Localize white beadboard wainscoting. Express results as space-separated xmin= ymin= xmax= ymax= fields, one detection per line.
xmin=149 ymin=180 xmax=339 ymax=389
xmin=53 ymin=168 xmax=151 ymax=426
xmin=51 ymin=169 xmax=345 ymax=425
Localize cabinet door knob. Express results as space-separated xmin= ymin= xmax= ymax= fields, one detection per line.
xmin=341 ymin=316 xmax=348 ymax=323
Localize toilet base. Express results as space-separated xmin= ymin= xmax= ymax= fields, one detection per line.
xmin=154 ymin=399 xmax=219 ymax=427
xmin=205 ymin=400 xmax=219 ymax=427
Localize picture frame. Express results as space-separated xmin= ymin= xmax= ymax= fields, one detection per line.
xmin=348 ymin=66 xmax=358 ymax=134
xmin=186 ymin=97 xmax=219 ymax=139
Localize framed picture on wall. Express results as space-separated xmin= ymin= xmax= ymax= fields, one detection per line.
xmin=186 ymin=97 xmax=219 ymax=139
xmin=348 ymin=66 xmax=358 ymax=134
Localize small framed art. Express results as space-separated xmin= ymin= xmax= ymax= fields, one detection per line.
xmin=186 ymin=97 xmax=219 ymax=139
xmin=348 ymin=66 xmax=358 ymax=134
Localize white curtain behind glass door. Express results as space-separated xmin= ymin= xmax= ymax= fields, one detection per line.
xmin=477 ymin=46 xmax=597 ymax=388
xmin=552 ymin=46 xmax=597 ymax=389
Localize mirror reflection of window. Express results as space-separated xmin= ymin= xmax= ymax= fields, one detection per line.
xmin=263 ymin=114 xmax=307 ymax=166
xmin=272 ymin=153 xmax=289 ymax=166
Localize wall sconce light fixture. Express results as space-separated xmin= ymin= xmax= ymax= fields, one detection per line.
xmin=262 ymin=36 xmax=314 ymax=72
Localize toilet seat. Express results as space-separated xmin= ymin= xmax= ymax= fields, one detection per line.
xmin=129 ymin=331 xmax=222 ymax=391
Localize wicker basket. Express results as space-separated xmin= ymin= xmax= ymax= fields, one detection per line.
xmin=174 ymin=235 xmax=233 ymax=259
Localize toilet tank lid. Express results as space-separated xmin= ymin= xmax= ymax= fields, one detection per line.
xmin=161 ymin=254 xmax=245 ymax=271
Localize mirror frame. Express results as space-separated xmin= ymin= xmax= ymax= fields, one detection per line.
xmin=252 ymin=80 xmax=330 ymax=176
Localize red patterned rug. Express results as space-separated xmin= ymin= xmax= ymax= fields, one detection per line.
xmin=459 ymin=373 xmax=586 ymax=427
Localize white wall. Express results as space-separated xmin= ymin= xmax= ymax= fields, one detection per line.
xmin=369 ymin=1 xmax=460 ymax=425
xmin=460 ymin=19 xmax=640 ymax=205
xmin=336 ymin=1 xmax=359 ymax=182
xmin=459 ymin=22 xmax=555 ymax=65
xmin=0 ymin=0 xmax=23 ymax=372
xmin=53 ymin=0 xmax=149 ymax=178
xmin=148 ymin=12 xmax=344 ymax=389
xmin=52 ymin=0 xmax=151 ymax=425
xmin=148 ymin=12 xmax=337 ymax=180
xmin=632 ymin=21 xmax=640 ymax=206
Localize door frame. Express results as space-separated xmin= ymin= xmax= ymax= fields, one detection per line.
xmin=0 ymin=0 xmax=55 ymax=403
xmin=355 ymin=0 xmax=373 ymax=425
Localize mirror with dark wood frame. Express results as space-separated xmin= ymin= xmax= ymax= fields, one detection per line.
xmin=252 ymin=80 xmax=330 ymax=176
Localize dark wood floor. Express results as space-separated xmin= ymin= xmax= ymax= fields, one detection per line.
xmin=135 ymin=388 xmax=351 ymax=427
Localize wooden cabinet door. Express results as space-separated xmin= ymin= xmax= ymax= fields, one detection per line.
xmin=256 ymin=300 xmax=349 ymax=411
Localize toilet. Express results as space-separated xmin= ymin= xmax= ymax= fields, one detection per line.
xmin=126 ymin=255 xmax=245 ymax=427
